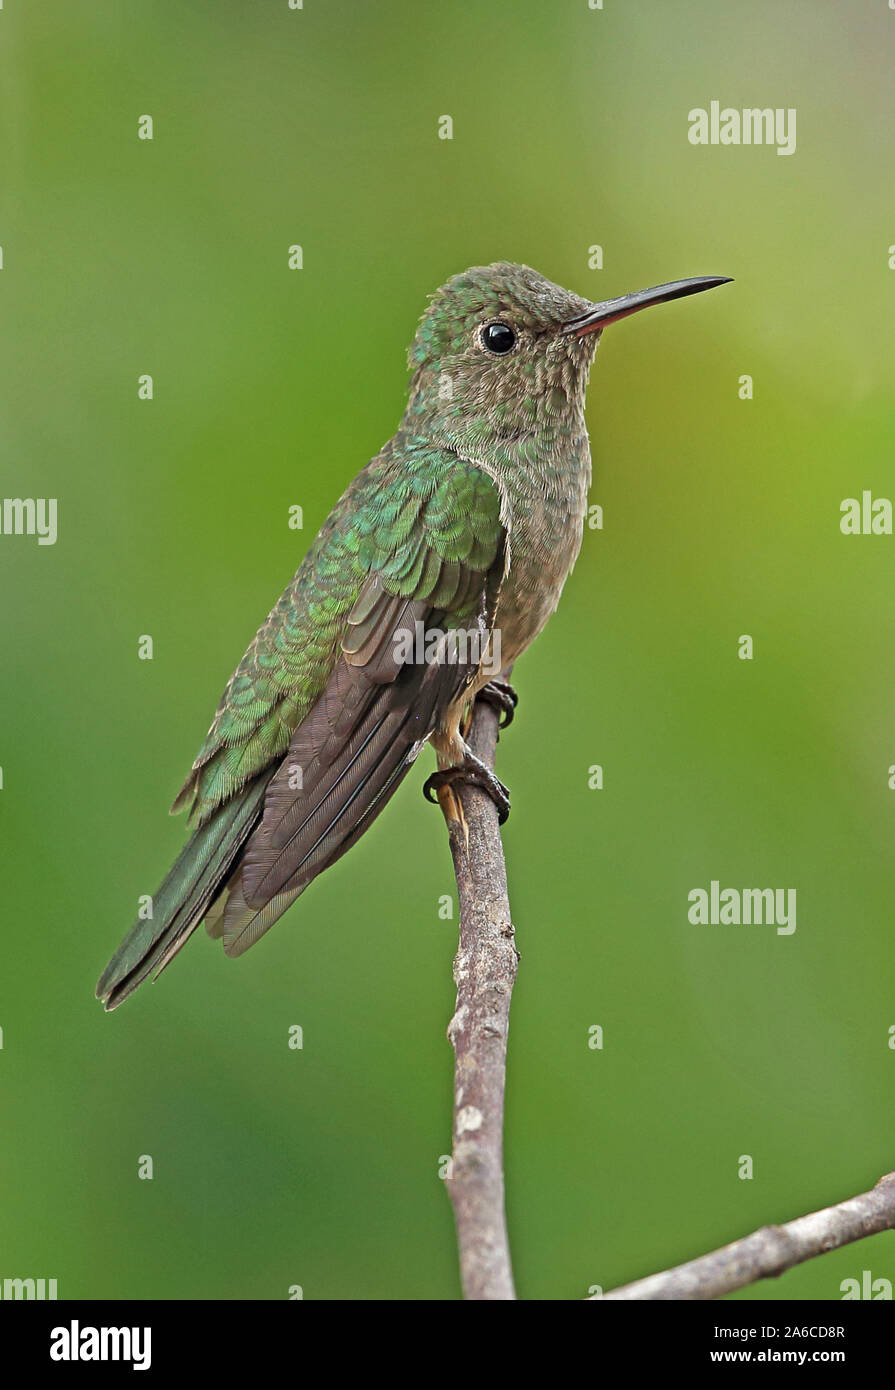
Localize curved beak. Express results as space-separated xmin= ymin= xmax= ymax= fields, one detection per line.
xmin=562 ymin=275 xmax=732 ymax=337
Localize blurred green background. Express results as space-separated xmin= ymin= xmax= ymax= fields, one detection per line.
xmin=2 ymin=0 xmax=894 ymax=1301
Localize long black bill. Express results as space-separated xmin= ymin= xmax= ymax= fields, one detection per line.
xmin=562 ymin=275 xmax=732 ymax=337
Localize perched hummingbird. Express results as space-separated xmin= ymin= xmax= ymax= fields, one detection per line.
xmin=97 ymin=263 xmax=730 ymax=1010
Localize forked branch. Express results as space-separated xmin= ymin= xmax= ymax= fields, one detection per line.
xmin=438 ymin=698 xmax=895 ymax=1305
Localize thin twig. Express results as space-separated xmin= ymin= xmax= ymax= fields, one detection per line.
xmin=443 ymin=692 xmax=519 ymax=1301
xmin=594 ymin=1172 xmax=895 ymax=1300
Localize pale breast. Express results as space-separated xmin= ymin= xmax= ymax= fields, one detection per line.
xmin=494 ymin=456 xmax=590 ymax=669
xmin=436 ymin=437 xmax=592 ymax=756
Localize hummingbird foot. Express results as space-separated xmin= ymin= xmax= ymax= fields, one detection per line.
xmin=423 ymin=753 xmax=511 ymax=825
xmin=475 ymin=679 xmax=518 ymax=729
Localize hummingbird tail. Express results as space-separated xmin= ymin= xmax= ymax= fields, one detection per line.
xmin=95 ymin=772 xmax=271 ymax=1011
xmin=207 ymin=658 xmax=452 ymax=959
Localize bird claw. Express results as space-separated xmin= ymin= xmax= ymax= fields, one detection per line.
xmin=423 ymin=752 xmax=511 ymax=825
xmin=475 ymin=679 xmax=519 ymax=728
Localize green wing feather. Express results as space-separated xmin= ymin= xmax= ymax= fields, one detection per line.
xmin=173 ymin=442 xmax=503 ymax=826
xmin=98 ymin=443 xmax=504 ymax=1007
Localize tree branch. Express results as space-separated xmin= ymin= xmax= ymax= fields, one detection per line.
xmin=595 ymin=1171 xmax=895 ymax=1300
xmin=436 ymin=698 xmax=895 ymax=1307
xmin=443 ymin=692 xmax=518 ymax=1301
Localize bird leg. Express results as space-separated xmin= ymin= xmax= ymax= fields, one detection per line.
xmin=475 ymin=678 xmax=518 ymax=729
xmin=427 ymin=679 xmax=516 ymax=837
xmin=423 ymin=751 xmax=511 ymax=825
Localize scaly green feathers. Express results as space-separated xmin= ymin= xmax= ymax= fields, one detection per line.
xmin=172 ymin=447 xmax=502 ymax=827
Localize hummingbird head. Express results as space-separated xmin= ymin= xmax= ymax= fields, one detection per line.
xmin=405 ymin=262 xmax=730 ymax=454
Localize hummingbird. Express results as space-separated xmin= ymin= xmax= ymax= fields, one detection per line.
xmin=97 ymin=263 xmax=730 ymax=1010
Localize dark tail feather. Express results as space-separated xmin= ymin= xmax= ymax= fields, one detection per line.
xmin=96 ymin=773 xmax=271 ymax=1011
xmin=211 ymin=663 xmax=450 ymax=958
xmin=204 ymin=878 xmax=305 ymax=959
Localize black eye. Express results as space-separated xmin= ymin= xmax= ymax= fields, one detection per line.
xmin=480 ymin=321 xmax=516 ymax=355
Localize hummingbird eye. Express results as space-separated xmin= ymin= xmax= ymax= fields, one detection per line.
xmin=480 ymin=321 xmax=516 ymax=355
